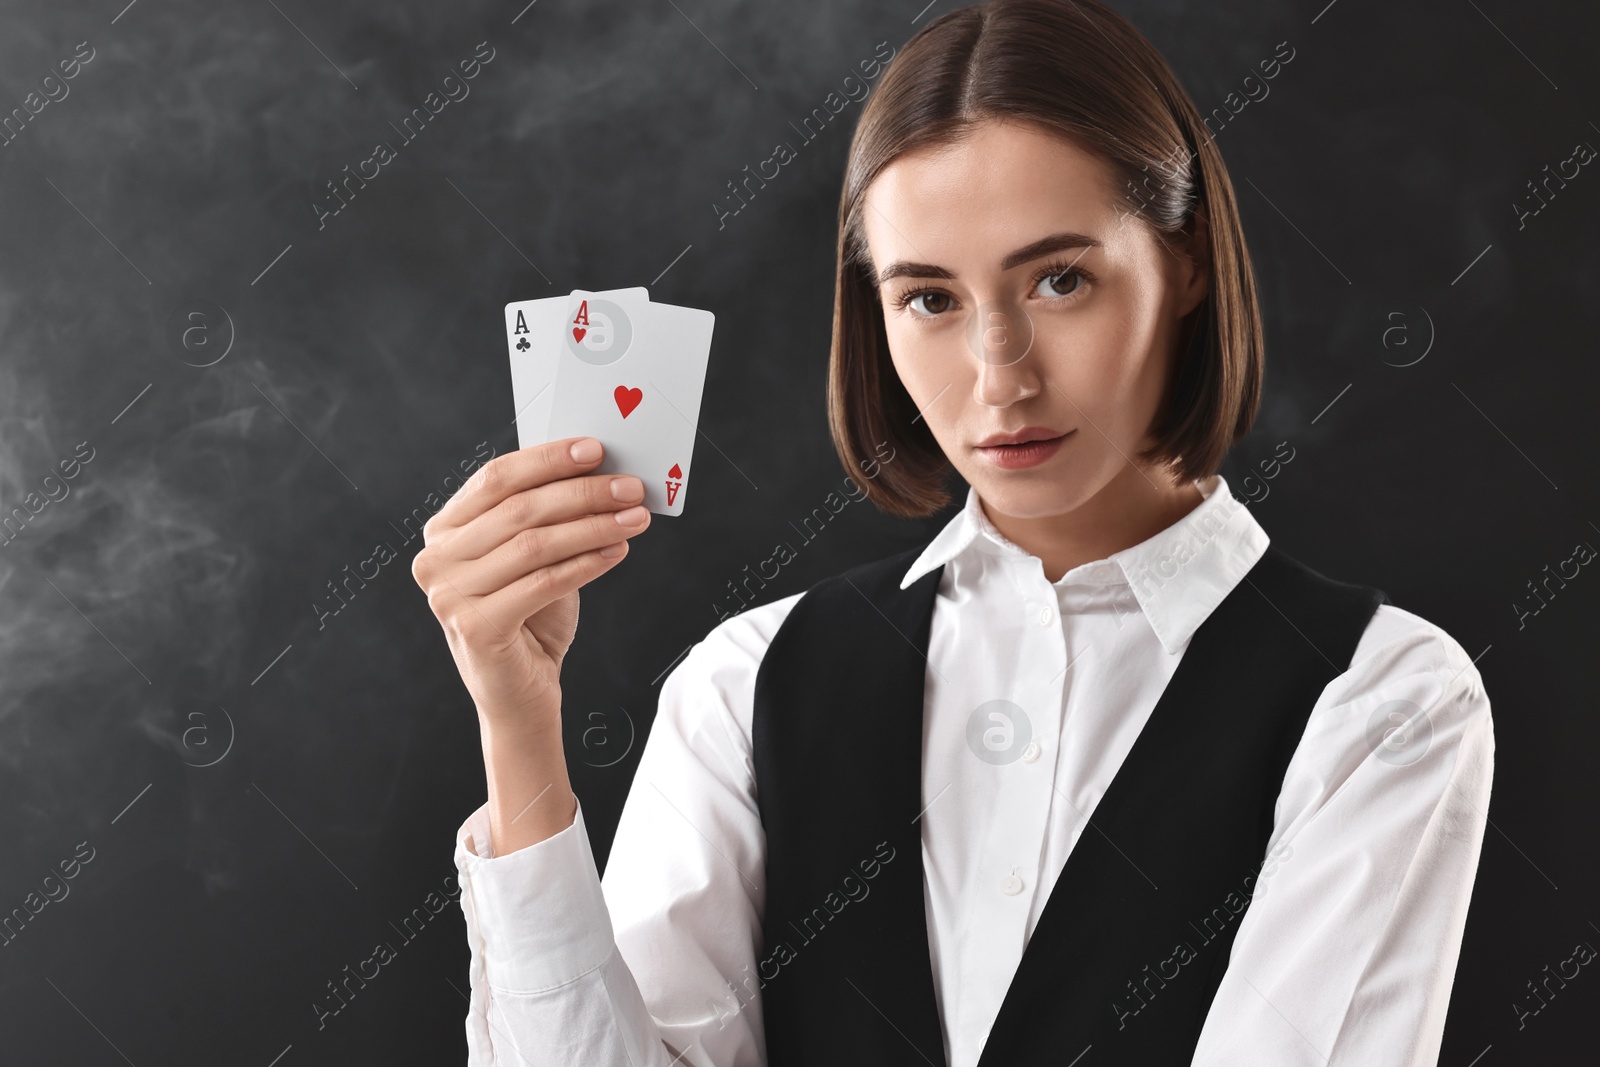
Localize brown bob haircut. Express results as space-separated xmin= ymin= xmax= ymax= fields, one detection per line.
xmin=829 ymin=0 xmax=1264 ymax=518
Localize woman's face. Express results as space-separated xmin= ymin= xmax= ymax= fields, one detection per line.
xmin=861 ymin=119 xmax=1209 ymax=522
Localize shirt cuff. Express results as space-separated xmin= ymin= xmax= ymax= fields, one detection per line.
xmin=452 ymin=796 xmax=617 ymax=993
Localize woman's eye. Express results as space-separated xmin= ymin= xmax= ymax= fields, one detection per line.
xmin=895 ymin=267 xmax=1088 ymax=317
xmin=1036 ymin=270 xmax=1084 ymax=299
xmin=907 ymin=290 xmax=953 ymax=315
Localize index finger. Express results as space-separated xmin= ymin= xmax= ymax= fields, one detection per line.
xmin=431 ymin=436 xmax=604 ymax=531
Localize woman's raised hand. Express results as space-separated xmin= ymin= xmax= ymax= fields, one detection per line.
xmin=411 ymin=437 xmax=651 ymax=735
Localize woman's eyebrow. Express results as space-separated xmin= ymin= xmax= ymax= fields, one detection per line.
xmin=874 ymin=231 xmax=1101 ymax=285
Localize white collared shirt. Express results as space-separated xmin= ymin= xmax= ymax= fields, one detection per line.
xmin=451 ymin=474 xmax=1494 ymax=1066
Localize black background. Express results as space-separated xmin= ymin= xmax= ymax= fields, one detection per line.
xmin=0 ymin=0 xmax=1595 ymax=1063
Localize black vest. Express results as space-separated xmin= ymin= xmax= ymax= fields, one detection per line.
xmin=750 ymin=539 xmax=1386 ymax=1065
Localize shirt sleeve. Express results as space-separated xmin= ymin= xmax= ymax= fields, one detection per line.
xmin=1190 ymin=603 xmax=1495 ymax=1066
xmin=453 ymin=795 xmax=660 ymax=1065
xmin=451 ymin=600 xmax=790 ymax=1066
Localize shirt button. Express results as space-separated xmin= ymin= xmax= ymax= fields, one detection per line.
xmin=1020 ymin=740 xmax=1041 ymax=763
xmin=1038 ymin=606 xmax=1053 ymax=626
xmin=1000 ymin=873 xmax=1024 ymax=895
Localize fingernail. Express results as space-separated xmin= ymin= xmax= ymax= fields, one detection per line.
xmin=609 ymin=476 xmax=644 ymax=502
xmin=614 ymin=505 xmax=649 ymax=526
xmin=600 ymin=542 xmax=626 ymax=558
xmin=570 ymin=438 xmax=602 ymax=463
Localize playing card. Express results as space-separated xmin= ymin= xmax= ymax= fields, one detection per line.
xmin=504 ymin=287 xmax=647 ymax=449
xmin=545 ymin=289 xmax=715 ymax=517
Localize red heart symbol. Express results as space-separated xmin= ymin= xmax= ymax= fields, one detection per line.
xmin=615 ymin=385 xmax=643 ymax=418
xmin=572 ymin=327 xmax=587 ymax=343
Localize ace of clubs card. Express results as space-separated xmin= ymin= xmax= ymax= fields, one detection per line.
xmin=504 ymin=287 xmax=648 ymax=450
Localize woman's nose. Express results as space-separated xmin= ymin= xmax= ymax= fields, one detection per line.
xmin=967 ymin=300 xmax=1042 ymax=407
xmin=965 ymin=299 xmax=1036 ymax=368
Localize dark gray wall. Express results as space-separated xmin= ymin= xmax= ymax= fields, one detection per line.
xmin=0 ymin=0 xmax=1594 ymax=1062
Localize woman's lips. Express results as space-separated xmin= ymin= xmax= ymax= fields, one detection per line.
xmin=975 ymin=430 xmax=1072 ymax=469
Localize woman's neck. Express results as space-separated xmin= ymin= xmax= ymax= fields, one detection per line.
xmin=978 ymin=467 xmax=1205 ymax=583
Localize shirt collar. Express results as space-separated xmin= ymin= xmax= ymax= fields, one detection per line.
xmin=898 ymin=474 xmax=1270 ymax=655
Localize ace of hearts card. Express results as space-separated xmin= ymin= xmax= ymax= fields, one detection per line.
xmin=543 ymin=289 xmax=715 ymax=517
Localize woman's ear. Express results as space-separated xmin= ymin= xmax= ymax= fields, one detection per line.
xmin=1175 ymin=204 xmax=1212 ymax=318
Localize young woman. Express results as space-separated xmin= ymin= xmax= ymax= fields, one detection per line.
xmin=413 ymin=1 xmax=1494 ymax=1063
